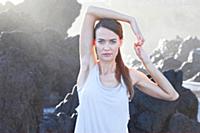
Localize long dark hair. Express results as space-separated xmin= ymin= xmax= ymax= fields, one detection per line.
xmin=93 ymin=18 xmax=134 ymax=100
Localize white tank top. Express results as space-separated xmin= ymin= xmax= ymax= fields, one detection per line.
xmin=74 ymin=63 xmax=130 ymax=133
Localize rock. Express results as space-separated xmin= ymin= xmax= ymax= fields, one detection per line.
xmin=128 ymin=70 xmax=181 ymax=133
xmin=0 ymin=32 xmax=44 ymax=133
xmin=159 ymin=36 xmax=183 ymax=58
xmin=150 ymin=36 xmax=183 ymax=65
xmin=146 ymin=36 xmax=200 ymax=81
xmin=179 ymin=48 xmax=200 ymax=80
xmin=0 ymin=29 xmax=80 ymax=107
xmin=176 ymin=88 xmax=199 ymax=120
xmin=0 ymin=0 xmax=82 ymax=132
xmin=0 ymin=0 xmax=81 ymax=37
xmin=161 ymin=57 xmax=182 ymax=71
xmin=158 ymin=69 xmax=199 ymax=120
xmin=128 ymin=69 xmax=199 ymax=133
xmin=168 ymin=112 xmax=200 ymax=133
xmin=0 ymin=9 xmax=41 ymax=33
xmin=175 ymin=36 xmax=200 ymax=62
xmin=0 ymin=29 xmax=80 ymax=132
xmin=40 ymin=69 xmax=199 ymax=133
xmin=40 ymin=84 xmax=79 ymax=133
xmin=187 ymin=72 xmax=200 ymax=82
xmin=17 ymin=0 xmax=81 ymax=36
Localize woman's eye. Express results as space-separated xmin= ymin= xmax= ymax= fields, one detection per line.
xmin=98 ymin=40 xmax=105 ymax=44
xmin=110 ymin=40 xmax=116 ymax=44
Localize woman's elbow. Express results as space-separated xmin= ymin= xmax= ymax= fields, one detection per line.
xmin=86 ymin=6 xmax=95 ymax=15
xmin=168 ymin=92 xmax=180 ymax=101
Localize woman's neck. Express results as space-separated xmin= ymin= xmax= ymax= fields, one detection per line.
xmin=98 ymin=61 xmax=116 ymax=75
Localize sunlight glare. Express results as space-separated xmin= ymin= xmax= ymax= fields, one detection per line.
xmin=0 ymin=0 xmax=24 ymax=5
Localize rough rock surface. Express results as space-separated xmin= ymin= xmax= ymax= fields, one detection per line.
xmin=40 ymin=70 xmax=200 ymax=133
xmin=0 ymin=0 xmax=81 ymax=132
xmin=130 ymin=36 xmax=200 ymax=82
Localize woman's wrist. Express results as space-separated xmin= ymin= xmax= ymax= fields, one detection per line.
xmin=141 ymin=58 xmax=152 ymax=67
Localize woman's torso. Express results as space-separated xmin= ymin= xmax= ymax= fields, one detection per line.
xmin=74 ymin=63 xmax=130 ymax=133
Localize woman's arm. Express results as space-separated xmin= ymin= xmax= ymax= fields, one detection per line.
xmin=130 ymin=43 xmax=180 ymax=101
xmin=87 ymin=6 xmax=144 ymax=41
xmin=87 ymin=6 xmax=131 ymax=22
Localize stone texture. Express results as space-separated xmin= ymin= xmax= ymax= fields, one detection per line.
xmin=0 ymin=0 xmax=81 ymax=132
xmin=168 ymin=112 xmax=200 ymax=133
xmin=40 ymin=70 xmax=200 ymax=133
xmin=179 ymin=48 xmax=200 ymax=80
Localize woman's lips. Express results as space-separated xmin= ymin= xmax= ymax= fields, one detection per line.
xmin=102 ymin=53 xmax=112 ymax=57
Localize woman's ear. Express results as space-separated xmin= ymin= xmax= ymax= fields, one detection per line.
xmin=119 ymin=39 xmax=123 ymax=47
xmin=93 ymin=39 xmax=96 ymax=45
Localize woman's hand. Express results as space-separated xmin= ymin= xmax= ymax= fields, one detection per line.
xmin=134 ymin=41 xmax=151 ymax=65
xmin=130 ymin=17 xmax=144 ymax=45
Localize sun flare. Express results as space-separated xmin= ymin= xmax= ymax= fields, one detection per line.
xmin=0 ymin=0 xmax=24 ymax=5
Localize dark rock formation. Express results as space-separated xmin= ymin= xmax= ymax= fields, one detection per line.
xmin=40 ymin=84 xmax=79 ymax=133
xmin=0 ymin=31 xmax=44 ymax=133
xmin=0 ymin=0 xmax=81 ymax=132
xmin=40 ymin=70 xmax=200 ymax=133
xmin=31 ymin=30 xmax=80 ymax=107
xmin=128 ymin=69 xmax=199 ymax=133
xmin=168 ymin=112 xmax=200 ymax=133
xmin=0 ymin=30 xmax=80 ymax=132
xmin=128 ymin=87 xmax=179 ymax=133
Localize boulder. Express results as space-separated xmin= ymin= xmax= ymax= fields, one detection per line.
xmin=147 ymin=36 xmax=200 ymax=81
xmin=40 ymin=70 xmax=200 ymax=133
xmin=161 ymin=57 xmax=182 ymax=71
xmin=0 ymin=32 xmax=44 ymax=133
xmin=175 ymin=36 xmax=200 ymax=62
xmin=187 ymin=72 xmax=200 ymax=82
xmin=0 ymin=9 xmax=41 ymax=33
xmin=168 ymin=112 xmax=200 ymax=133
xmin=17 ymin=0 xmax=81 ymax=36
xmin=0 ymin=29 xmax=80 ymax=132
xmin=40 ymin=84 xmax=79 ymax=133
xmin=179 ymin=48 xmax=200 ymax=80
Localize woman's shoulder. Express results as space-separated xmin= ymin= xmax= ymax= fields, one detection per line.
xmin=128 ymin=67 xmax=141 ymax=85
xmin=129 ymin=67 xmax=151 ymax=85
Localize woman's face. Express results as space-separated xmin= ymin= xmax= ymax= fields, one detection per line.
xmin=95 ymin=27 xmax=122 ymax=62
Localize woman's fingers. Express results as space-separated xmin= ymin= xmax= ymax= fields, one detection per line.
xmin=135 ymin=39 xmax=144 ymax=46
xmin=134 ymin=43 xmax=141 ymax=56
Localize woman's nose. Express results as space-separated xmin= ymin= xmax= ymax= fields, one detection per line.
xmin=103 ymin=43 xmax=111 ymax=50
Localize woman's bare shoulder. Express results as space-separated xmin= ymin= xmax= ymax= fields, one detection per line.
xmin=128 ymin=67 xmax=139 ymax=85
xmin=129 ymin=67 xmax=146 ymax=83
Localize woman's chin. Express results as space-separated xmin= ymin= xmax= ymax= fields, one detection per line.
xmin=100 ymin=57 xmax=114 ymax=62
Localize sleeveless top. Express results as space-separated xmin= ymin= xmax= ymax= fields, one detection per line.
xmin=74 ymin=63 xmax=130 ymax=133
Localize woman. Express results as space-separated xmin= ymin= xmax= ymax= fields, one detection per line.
xmin=75 ymin=6 xmax=179 ymax=133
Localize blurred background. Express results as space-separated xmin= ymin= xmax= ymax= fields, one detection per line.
xmin=0 ymin=0 xmax=199 ymax=132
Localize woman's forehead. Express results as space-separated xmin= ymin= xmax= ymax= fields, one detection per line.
xmin=96 ymin=27 xmax=119 ymax=39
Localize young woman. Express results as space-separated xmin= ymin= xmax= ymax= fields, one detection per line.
xmin=75 ymin=6 xmax=179 ymax=133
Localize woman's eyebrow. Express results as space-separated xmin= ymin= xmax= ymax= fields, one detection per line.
xmin=97 ymin=38 xmax=117 ymax=41
xmin=110 ymin=39 xmax=117 ymax=41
